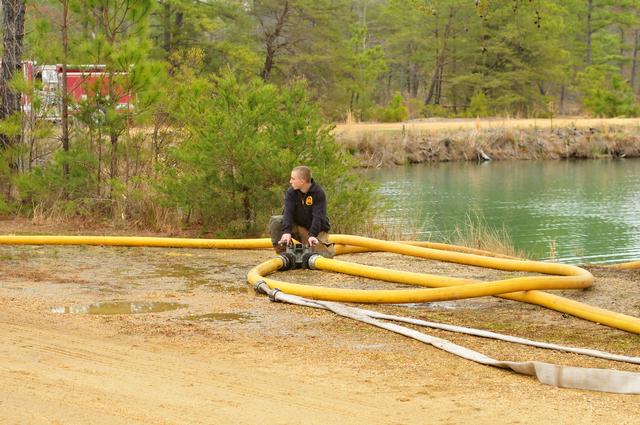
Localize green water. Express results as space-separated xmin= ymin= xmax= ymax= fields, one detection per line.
xmin=365 ymin=159 xmax=640 ymax=264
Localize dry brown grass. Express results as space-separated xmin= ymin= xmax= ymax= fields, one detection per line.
xmin=335 ymin=117 xmax=640 ymax=134
xmin=447 ymin=213 xmax=524 ymax=258
xmin=338 ymin=119 xmax=640 ymax=167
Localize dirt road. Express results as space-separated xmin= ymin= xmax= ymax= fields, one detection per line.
xmin=1 ymin=220 xmax=639 ymax=424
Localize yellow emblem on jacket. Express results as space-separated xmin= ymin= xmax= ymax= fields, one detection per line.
xmin=305 ymin=196 xmax=313 ymax=206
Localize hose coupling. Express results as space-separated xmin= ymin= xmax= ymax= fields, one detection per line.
xmin=254 ymin=280 xmax=269 ymax=295
xmin=280 ymin=243 xmax=315 ymax=269
xmin=278 ymin=253 xmax=296 ymax=270
xmin=268 ymin=288 xmax=282 ymax=302
xmin=306 ymin=254 xmax=322 ymax=270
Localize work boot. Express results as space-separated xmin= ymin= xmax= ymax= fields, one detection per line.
xmin=311 ymin=242 xmax=335 ymax=259
xmin=268 ymin=215 xmax=284 ymax=253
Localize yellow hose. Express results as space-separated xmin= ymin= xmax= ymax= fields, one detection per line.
xmin=607 ymin=260 xmax=640 ymax=270
xmin=3 ymin=233 xmax=640 ymax=334
xmin=248 ymin=234 xmax=640 ymax=335
xmin=0 ymin=234 xmax=272 ymax=249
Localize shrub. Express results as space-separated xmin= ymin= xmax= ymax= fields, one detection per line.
xmin=14 ymin=139 xmax=103 ymax=220
xmin=404 ymin=98 xmax=424 ymax=119
xmin=370 ymin=93 xmax=409 ymax=123
xmin=160 ymin=70 xmax=376 ymax=236
xmin=467 ymin=91 xmax=491 ymax=117
xmin=577 ymin=65 xmax=639 ymax=117
xmin=423 ymin=103 xmax=449 ymax=118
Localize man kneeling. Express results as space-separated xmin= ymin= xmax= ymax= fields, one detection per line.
xmin=269 ymin=166 xmax=335 ymax=258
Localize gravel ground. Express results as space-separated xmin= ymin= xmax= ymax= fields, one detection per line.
xmin=1 ymin=218 xmax=639 ymax=424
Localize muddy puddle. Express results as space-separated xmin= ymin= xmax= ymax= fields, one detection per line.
xmin=146 ymin=262 xmax=245 ymax=293
xmin=50 ymin=301 xmax=187 ymax=315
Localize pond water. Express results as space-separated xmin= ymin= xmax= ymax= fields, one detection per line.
xmin=364 ymin=159 xmax=640 ymax=264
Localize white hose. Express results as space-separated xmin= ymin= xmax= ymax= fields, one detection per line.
xmin=256 ymin=283 xmax=640 ymax=394
xmin=349 ymin=308 xmax=640 ymax=365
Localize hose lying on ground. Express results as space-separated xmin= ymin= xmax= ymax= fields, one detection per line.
xmin=3 ymin=233 xmax=640 ymax=394
xmin=608 ymin=260 xmax=640 ymax=270
xmin=2 ymin=233 xmax=639 ymax=333
xmin=255 ymin=282 xmax=640 ymax=395
xmin=247 ymin=234 xmax=640 ymax=335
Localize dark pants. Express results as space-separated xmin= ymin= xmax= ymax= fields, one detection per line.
xmin=268 ymin=215 xmax=335 ymax=257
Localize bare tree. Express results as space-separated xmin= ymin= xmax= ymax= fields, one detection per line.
xmin=425 ymin=7 xmax=455 ymax=106
xmin=257 ymin=1 xmax=290 ymax=82
xmin=586 ymin=0 xmax=593 ymax=66
xmin=0 ymin=0 xmax=26 ymax=149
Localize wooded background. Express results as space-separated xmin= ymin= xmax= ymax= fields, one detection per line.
xmin=4 ymin=1 xmax=640 ymax=120
xmin=0 ymin=1 xmax=639 ymax=233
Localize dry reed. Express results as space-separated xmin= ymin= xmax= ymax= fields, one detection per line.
xmin=448 ymin=213 xmax=524 ymax=258
xmin=337 ymin=119 xmax=640 ymax=167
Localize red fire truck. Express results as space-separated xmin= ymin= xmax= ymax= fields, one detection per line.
xmin=20 ymin=61 xmax=133 ymax=120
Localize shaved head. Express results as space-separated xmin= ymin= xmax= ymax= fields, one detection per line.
xmin=292 ymin=166 xmax=311 ymax=182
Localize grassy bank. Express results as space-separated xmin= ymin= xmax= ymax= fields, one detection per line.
xmin=336 ymin=118 xmax=640 ymax=167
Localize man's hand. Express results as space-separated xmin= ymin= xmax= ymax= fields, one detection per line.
xmin=307 ymin=236 xmax=319 ymax=246
xmin=279 ymin=233 xmax=292 ymax=245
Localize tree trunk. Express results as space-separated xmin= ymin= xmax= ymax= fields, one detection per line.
xmin=424 ymin=16 xmax=440 ymax=105
xmin=451 ymin=43 xmax=458 ymax=113
xmin=434 ymin=65 xmax=443 ymax=104
xmin=406 ymin=68 xmax=411 ymax=94
xmin=61 ymin=0 xmax=70 ymax=179
xmin=109 ymin=130 xmax=118 ymax=198
xmin=425 ymin=8 xmax=454 ymax=105
xmin=261 ymin=46 xmax=276 ymax=82
xmin=242 ymin=187 xmax=253 ymax=232
xmin=96 ymin=128 xmax=102 ymax=198
xmin=162 ymin=0 xmax=171 ymax=53
xmin=409 ymin=62 xmax=419 ymax=98
xmin=260 ymin=1 xmax=289 ymax=82
xmin=0 ymin=0 xmax=26 ymax=150
xmin=619 ymin=26 xmax=625 ymax=76
xmin=586 ymin=0 xmax=593 ymax=66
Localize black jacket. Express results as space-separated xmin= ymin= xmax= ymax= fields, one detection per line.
xmin=282 ymin=179 xmax=330 ymax=237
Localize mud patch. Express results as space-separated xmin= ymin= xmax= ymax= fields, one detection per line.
xmin=183 ymin=312 xmax=254 ymax=322
xmin=50 ymin=301 xmax=187 ymax=315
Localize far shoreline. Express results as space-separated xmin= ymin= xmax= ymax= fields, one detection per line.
xmin=335 ymin=118 xmax=640 ymax=167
